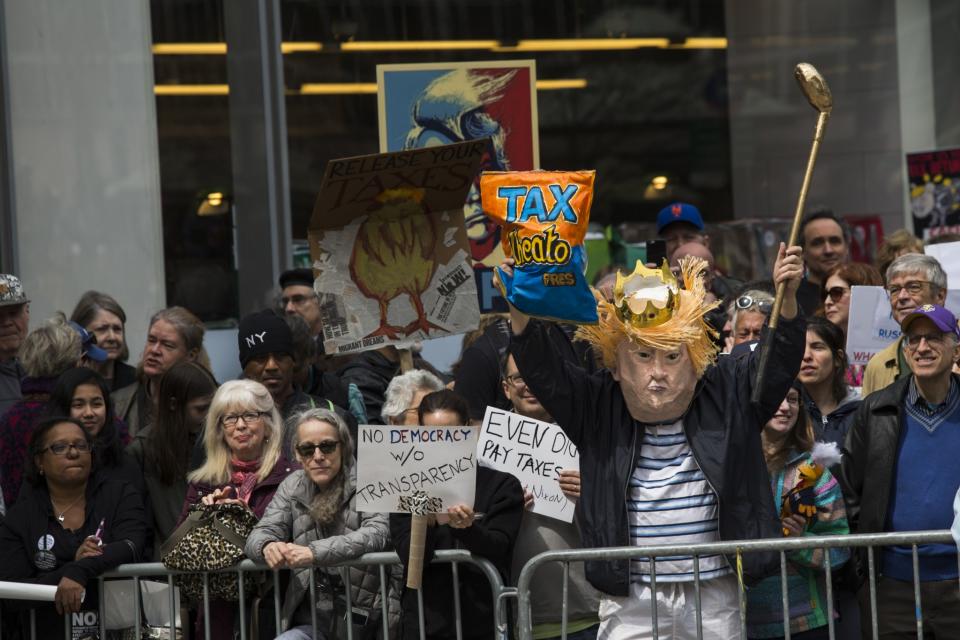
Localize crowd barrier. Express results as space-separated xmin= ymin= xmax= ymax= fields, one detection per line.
xmin=513 ymin=529 xmax=959 ymax=640
xmin=3 ymin=530 xmax=957 ymax=640
xmin=1 ymin=549 xmax=508 ymax=640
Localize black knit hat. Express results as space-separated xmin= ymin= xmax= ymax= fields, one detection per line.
xmin=238 ymin=310 xmax=295 ymax=367
xmin=279 ymin=268 xmax=314 ymax=290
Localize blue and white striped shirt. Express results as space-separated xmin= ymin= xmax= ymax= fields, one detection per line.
xmin=628 ymin=420 xmax=730 ymax=583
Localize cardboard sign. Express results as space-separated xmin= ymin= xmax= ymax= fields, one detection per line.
xmin=355 ymin=425 xmax=478 ymax=514
xmin=477 ymin=407 xmax=580 ymax=522
xmin=846 ymin=285 xmax=960 ymax=365
xmin=308 ymin=141 xmax=486 ymax=355
xmin=377 ymin=60 xmax=540 ymax=314
xmin=907 ymin=148 xmax=960 ymax=239
xmin=845 ymin=286 xmax=900 ymax=366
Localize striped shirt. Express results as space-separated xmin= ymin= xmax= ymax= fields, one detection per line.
xmin=629 ymin=420 xmax=730 ymax=583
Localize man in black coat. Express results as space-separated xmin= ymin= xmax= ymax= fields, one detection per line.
xmin=506 ymin=244 xmax=805 ymax=639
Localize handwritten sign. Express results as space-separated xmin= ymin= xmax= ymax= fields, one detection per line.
xmin=846 ymin=285 xmax=960 ymax=365
xmin=478 ymin=407 xmax=579 ymax=522
xmin=355 ymin=425 xmax=477 ymax=513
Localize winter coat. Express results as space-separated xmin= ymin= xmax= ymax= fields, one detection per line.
xmin=337 ymin=350 xmax=444 ymax=425
xmin=176 ymin=454 xmax=298 ymax=525
xmin=839 ymin=374 xmax=948 ymax=582
xmin=0 ymin=376 xmax=56 ymax=506
xmin=0 ymin=357 xmax=24 ymax=417
xmin=112 ymin=379 xmax=150 ymax=438
xmin=509 ymin=315 xmax=805 ymax=596
xmin=0 ymin=471 xmax=147 ymax=638
xmin=390 ymin=465 xmax=524 ymax=640
xmin=746 ymin=450 xmax=849 ymax=638
xmin=861 ymin=337 xmax=905 ymax=396
xmin=803 ymin=389 xmax=860 ymax=447
xmin=245 ymin=469 xmax=398 ymax=635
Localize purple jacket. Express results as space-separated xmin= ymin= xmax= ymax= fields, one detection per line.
xmin=0 ymin=377 xmax=55 ymax=506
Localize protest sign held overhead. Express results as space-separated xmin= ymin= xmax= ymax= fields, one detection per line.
xmin=377 ymin=60 xmax=540 ymax=314
xmin=308 ymin=140 xmax=486 ymax=355
xmin=478 ymin=407 xmax=579 ymax=522
xmin=481 ymin=170 xmax=598 ymax=324
xmin=355 ymin=424 xmax=478 ymax=514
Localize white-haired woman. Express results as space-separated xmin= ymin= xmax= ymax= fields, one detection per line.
xmin=246 ymin=407 xmax=397 ymax=639
xmin=174 ymin=379 xmax=297 ymax=640
xmin=381 ymin=369 xmax=444 ymax=425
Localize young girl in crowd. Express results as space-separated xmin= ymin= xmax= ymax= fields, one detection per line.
xmin=45 ymin=367 xmax=141 ymax=491
xmin=127 ymin=360 xmax=217 ymax=558
xmin=390 ymin=389 xmax=523 ymax=640
xmin=797 ymin=317 xmax=861 ymax=446
xmin=746 ymin=384 xmax=849 ymax=639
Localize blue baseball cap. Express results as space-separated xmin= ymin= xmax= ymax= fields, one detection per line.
xmin=900 ymin=304 xmax=960 ymax=340
xmin=68 ymin=321 xmax=109 ymax=362
xmin=656 ymin=202 xmax=705 ymax=234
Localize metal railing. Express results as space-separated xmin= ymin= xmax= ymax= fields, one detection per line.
xmin=2 ymin=549 xmax=507 ymax=640
xmin=512 ymin=529 xmax=959 ymax=640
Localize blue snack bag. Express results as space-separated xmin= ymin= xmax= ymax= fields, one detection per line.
xmin=481 ymin=170 xmax=598 ymax=324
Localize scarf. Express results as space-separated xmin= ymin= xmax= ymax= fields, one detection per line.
xmin=230 ymin=457 xmax=261 ymax=504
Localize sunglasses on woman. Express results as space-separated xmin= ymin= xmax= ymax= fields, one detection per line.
xmin=735 ymin=295 xmax=772 ymax=315
xmin=295 ymin=440 xmax=339 ymax=457
xmin=823 ymin=286 xmax=849 ymax=302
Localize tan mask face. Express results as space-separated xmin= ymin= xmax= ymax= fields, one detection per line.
xmin=613 ymin=340 xmax=698 ymax=424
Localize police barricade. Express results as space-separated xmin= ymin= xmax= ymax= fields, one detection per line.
xmin=2 ymin=549 xmax=506 ymax=640
xmin=512 ymin=530 xmax=959 ymax=640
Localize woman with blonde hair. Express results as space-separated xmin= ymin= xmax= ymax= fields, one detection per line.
xmin=113 ymin=305 xmax=210 ymax=437
xmin=174 ymin=379 xmax=296 ymax=640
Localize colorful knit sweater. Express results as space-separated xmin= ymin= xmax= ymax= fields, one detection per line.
xmin=746 ymin=450 xmax=850 ymax=639
xmin=0 ymin=376 xmax=56 ymax=506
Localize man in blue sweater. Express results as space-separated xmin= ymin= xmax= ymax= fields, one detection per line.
xmin=841 ymin=303 xmax=960 ymax=638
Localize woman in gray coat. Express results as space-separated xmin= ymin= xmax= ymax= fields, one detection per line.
xmin=245 ymin=407 xmax=397 ymax=639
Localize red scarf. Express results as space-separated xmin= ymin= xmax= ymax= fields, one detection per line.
xmin=229 ymin=457 xmax=261 ymax=504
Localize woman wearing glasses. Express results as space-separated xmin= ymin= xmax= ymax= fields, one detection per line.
xmin=0 ymin=417 xmax=146 ymax=638
xmin=174 ymin=379 xmax=296 ymax=640
xmin=797 ymin=317 xmax=861 ymax=447
xmin=821 ymin=263 xmax=883 ymax=388
xmin=246 ymin=407 xmax=397 ymax=639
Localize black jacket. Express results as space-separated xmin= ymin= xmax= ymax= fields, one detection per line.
xmin=839 ymin=374 xmax=926 ymax=580
xmin=453 ymin=317 xmax=597 ymax=422
xmin=338 ymin=351 xmax=444 ymax=425
xmin=0 ymin=472 xmax=147 ymax=636
xmin=509 ymin=315 xmax=805 ymax=595
xmin=390 ymin=466 xmax=523 ymax=640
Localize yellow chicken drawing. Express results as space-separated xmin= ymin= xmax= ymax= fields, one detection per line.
xmin=350 ymin=188 xmax=441 ymax=340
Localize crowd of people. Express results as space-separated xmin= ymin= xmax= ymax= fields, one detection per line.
xmin=0 ymin=203 xmax=959 ymax=639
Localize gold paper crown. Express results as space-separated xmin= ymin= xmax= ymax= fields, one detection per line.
xmin=576 ymin=255 xmax=720 ymax=377
xmin=614 ymin=260 xmax=680 ymax=328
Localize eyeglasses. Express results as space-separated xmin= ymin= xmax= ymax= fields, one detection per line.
xmin=735 ymin=295 xmax=772 ymax=315
xmin=504 ymin=373 xmax=526 ymax=388
xmin=823 ymin=286 xmax=849 ymax=302
xmin=887 ymin=281 xmax=935 ymax=299
xmin=903 ymin=332 xmax=948 ymax=350
xmin=40 ymin=441 xmax=92 ymax=456
xmin=295 ymin=440 xmax=339 ymax=457
xmin=281 ymin=293 xmax=317 ymax=307
xmin=220 ymin=411 xmax=266 ymax=428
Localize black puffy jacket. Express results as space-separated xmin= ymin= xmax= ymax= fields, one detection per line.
xmin=510 ymin=315 xmax=805 ymax=596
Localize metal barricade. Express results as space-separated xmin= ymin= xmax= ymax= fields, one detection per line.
xmin=513 ymin=529 xmax=959 ymax=640
xmin=2 ymin=549 xmax=506 ymax=640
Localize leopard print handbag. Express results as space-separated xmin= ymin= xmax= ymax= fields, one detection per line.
xmin=160 ymin=502 xmax=260 ymax=602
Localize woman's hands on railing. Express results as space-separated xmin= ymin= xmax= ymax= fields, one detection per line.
xmin=54 ymin=576 xmax=85 ymax=615
xmin=263 ymin=541 xmax=315 ymax=568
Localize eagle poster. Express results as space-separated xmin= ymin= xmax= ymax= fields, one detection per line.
xmin=377 ymin=60 xmax=540 ymax=312
xmin=308 ymin=140 xmax=485 ymax=355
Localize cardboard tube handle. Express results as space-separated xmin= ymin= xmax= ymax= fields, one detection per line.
xmin=406 ymin=513 xmax=428 ymax=589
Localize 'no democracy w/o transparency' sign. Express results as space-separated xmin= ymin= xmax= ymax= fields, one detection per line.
xmin=846 ymin=285 xmax=960 ymax=366
xmin=355 ymin=425 xmax=477 ymax=513
xmin=478 ymin=407 xmax=580 ymax=522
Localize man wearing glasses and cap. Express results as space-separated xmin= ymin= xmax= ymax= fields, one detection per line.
xmin=862 ymin=254 xmax=948 ymax=395
xmin=841 ymin=303 xmax=960 ymax=636
xmin=0 ymin=274 xmax=29 ymax=417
